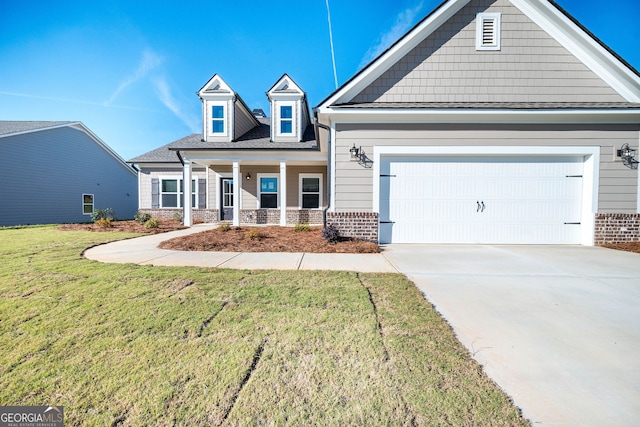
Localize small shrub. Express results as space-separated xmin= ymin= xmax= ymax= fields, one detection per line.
xmin=134 ymin=211 xmax=151 ymax=224
xmin=144 ymin=218 xmax=160 ymax=229
xmin=91 ymin=208 xmax=115 ymax=222
xmin=219 ymin=221 xmax=231 ymax=232
xmin=322 ymin=224 xmax=340 ymax=243
xmin=95 ymin=218 xmax=112 ymax=228
xmin=245 ymin=229 xmax=265 ymax=240
xmin=294 ymin=222 xmax=310 ymax=232
xmin=173 ymin=212 xmax=183 ymax=222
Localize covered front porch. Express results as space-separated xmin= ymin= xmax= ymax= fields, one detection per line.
xmin=178 ymin=149 xmax=327 ymax=227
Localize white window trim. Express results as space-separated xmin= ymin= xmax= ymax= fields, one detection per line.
xmin=159 ymin=176 xmax=198 ymax=209
xmin=208 ymin=102 xmax=228 ymax=137
xmin=257 ymin=173 xmax=279 ymax=209
xmin=299 ymin=173 xmax=323 ymax=210
xmin=476 ymin=12 xmax=501 ymax=51
xmin=276 ymin=102 xmax=296 ymax=137
xmin=82 ymin=194 xmax=94 ymax=215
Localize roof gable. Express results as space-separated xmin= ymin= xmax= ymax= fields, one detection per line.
xmin=267 ymin=74 xmax=305 ymax=98
xmin=316 ymin=0 xmax=640 ymax=109
xmin=198 ymin=74 xmax=233 ymax=96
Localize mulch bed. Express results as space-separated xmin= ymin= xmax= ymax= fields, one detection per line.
xmin=159 ymin=226 xmax=379 ymax=253
xmin=58 ymin=220 xmax=186 ymax=234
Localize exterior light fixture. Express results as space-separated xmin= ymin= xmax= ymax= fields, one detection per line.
xmin=349 ymin=144 xmax=360 ymax=160
xmin=245 ymin=172 xmax=252 ymax=180
xmin=617 ymin=143 xmax=639 ymax=169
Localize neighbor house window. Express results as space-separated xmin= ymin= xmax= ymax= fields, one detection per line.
xmin=258 ymin=175 xmax=278 ymax=209
xmin=280 ymin=105 xmax=292 ymax=134
xmin=160 ymin=178 xmax=197 ymax=208
xmin=476 ymin=13 xmax=501 ymax=51
xmin=82 ymin=194 xmax=94 ymax=215
xmin=299 ymin=174 xmax=322 ymax=209
xmin=212 ymin=105 xmax=224 ymax=133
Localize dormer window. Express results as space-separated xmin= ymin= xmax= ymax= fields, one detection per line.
xmin=212 ymin=105 xmax=225 ymax=133
xmin=280 ymin=106 xmax=293 ymax=134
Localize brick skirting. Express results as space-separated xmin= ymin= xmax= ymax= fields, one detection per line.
xmin=594 ymin=213 xmax=640 ymax=245
xmin=140 ymin=209 xmax=322 ymax=226
xmin=326 ymin=212 xmax=378 ymax=242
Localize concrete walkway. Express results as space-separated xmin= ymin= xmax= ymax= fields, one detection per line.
xmin=83 ymin=224 xmax=398 ymax=273
xmin=383 ymin=244 xmax=640 ymax=427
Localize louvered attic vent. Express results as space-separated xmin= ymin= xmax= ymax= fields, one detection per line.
xmin=476 ymin=12 xmax=501 ymax=51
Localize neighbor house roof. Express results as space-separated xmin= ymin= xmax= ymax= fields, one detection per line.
xmin=0 ymin=121 xmax=74 ymax=137
xmin=128 ymin=117 xmax=318 ymax=164
xmin=333 ymin=102 xmax=640 ymax=109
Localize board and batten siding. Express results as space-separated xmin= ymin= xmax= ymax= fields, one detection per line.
xmin=0 ymin=126 xmax=137 ymax=226
xmin=351 ymin=0 xmax=624 ymax=104
xmin=333 ymin=123 xmax=640 ymax=213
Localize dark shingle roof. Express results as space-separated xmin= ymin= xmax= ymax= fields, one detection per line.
xmin=0 ymin=121 xmax=74 ymax=136
xmin=128 ymin=118 xmax=318 ymax=164
xmin=332 ymin=102 xmax=640 ymax=109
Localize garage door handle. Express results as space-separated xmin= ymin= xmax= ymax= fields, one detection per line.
xmin=477 ymin=201 xmax=481 ymax=212
xmin=477 ymin=201 xmax=485 ymax=212
xmin=481 ymin=201 xmax=485 ymax=212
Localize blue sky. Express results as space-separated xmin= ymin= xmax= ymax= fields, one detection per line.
xmin=1 ymin=0 xmax=638 ymax=161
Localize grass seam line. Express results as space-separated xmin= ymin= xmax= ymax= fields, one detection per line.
xmin=355 ymin=272 xmax=389 ymax=362
xmin=197 ymin=301 xmax=228 ymax=338
xmin=220 ymin=338 xmax=267 ymax=424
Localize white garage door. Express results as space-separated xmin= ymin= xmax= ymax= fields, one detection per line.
xmin=379 ymin=156 xmax=584 ymax=244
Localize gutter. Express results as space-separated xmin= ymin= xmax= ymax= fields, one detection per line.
xmin=313 ymin=114 xmax=332 ymax=229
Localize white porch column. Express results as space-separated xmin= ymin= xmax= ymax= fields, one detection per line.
xmin=232 ymin=161 xmax=240 ymax=226
xmin=280 ymin=161 xmax=287 ymax=226
xmin=183 ymin=159 xmax=193 ymax=226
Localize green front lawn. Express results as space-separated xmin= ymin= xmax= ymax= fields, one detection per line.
xmin=0 ymin=226 xmax=528 ymax=426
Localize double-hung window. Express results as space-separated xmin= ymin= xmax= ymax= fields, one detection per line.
xmin=160 ymin=178 xmax=197 ymax=208
xmin=280 ymin=105 xmax=292 ymax=134
xmin=258 ymin=175 xmax=278 ymax=209
xmin=82 ymin=194 xmax=94 ymax=215
xmin=212 ymin=105 xmax=224 ymax=134
xmin=299 ymin=174 xmax=322 ymax=209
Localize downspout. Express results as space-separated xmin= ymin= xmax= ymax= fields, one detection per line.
xmin=313 ymin=114 xmax=332 ymax=229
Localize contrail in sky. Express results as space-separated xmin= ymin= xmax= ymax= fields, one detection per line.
xmin=325 ymin=0 xmax=338 ymax=89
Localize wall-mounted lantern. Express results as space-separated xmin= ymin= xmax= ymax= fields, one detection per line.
xmin=617 ymin=143 xmax=639 ymax=169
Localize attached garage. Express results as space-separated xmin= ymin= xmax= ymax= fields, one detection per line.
xmin=374 ymin=147 xmax=599 ymax=245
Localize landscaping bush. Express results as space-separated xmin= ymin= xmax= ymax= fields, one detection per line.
xmin=219 ymin=221 xmax=231 ymax=232
xmin=90 ymin=208 xmax=115 ymax=223
xmin=294 ymin=222 xmax=310 ymax=232
xmin=173 ymin=212 xmax=183 ymax=222
xmin=322 ymin=224 xmax=340 ymax=243
xmin=95 ymin=218 xmax=112 ymax=228
xmin=144 ymin=218 xmax=160 ymax=229
xmin=245 ymin=229 xmax=266 ymax=240
xmin=134 ymin=211 xmax=152 ymax=224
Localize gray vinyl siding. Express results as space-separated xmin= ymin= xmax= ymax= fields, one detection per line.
xmin=234 ymin=105 xmax=258 ymax=140
xmin=351 ymin=0 xmax=625 ymax=104
xmin=333 ymin=123 xmax=640 ymax=213
xmin=0 ymin=126 xmax=137 ymax=226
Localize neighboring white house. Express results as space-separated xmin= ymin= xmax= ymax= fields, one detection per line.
xmin=315 ymin=0 xmax=640 ymax=245
xmin=130 ymin=0 xmax=640 ymax=246
xmin=129 ymin=74 xmax=327 ymax=227
xmin=0 ymin=121 xmax=138 ymax=226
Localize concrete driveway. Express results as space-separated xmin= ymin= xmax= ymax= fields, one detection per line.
xmin=382 ymin=245 xmax=640 ymax=427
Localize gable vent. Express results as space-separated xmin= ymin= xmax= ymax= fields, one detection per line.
xmin=476 ymin=12 xmax=501 ymax=51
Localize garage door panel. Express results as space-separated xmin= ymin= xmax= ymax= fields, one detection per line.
xmin=380 ymin=156 xmax=584 ymax=244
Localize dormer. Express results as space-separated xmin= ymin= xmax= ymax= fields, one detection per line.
xmin=266 ymin=74 xmax=310 ymax=143
xmin=198 ymin=74 xmax=260 ymax=143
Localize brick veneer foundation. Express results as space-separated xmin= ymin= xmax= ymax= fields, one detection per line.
xmin=139 ymin=209 xmax=219 ymax=223
xmin=141 ymin=209 xmax=322 ymax=226
xmin=594 ymin=213 xmax=640 ymax=245
xmin=326 ymin=212 xmax=379 ymax=242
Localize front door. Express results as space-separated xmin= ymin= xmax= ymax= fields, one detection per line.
xmin=221 ymin=178 xmax=234 ymax=221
